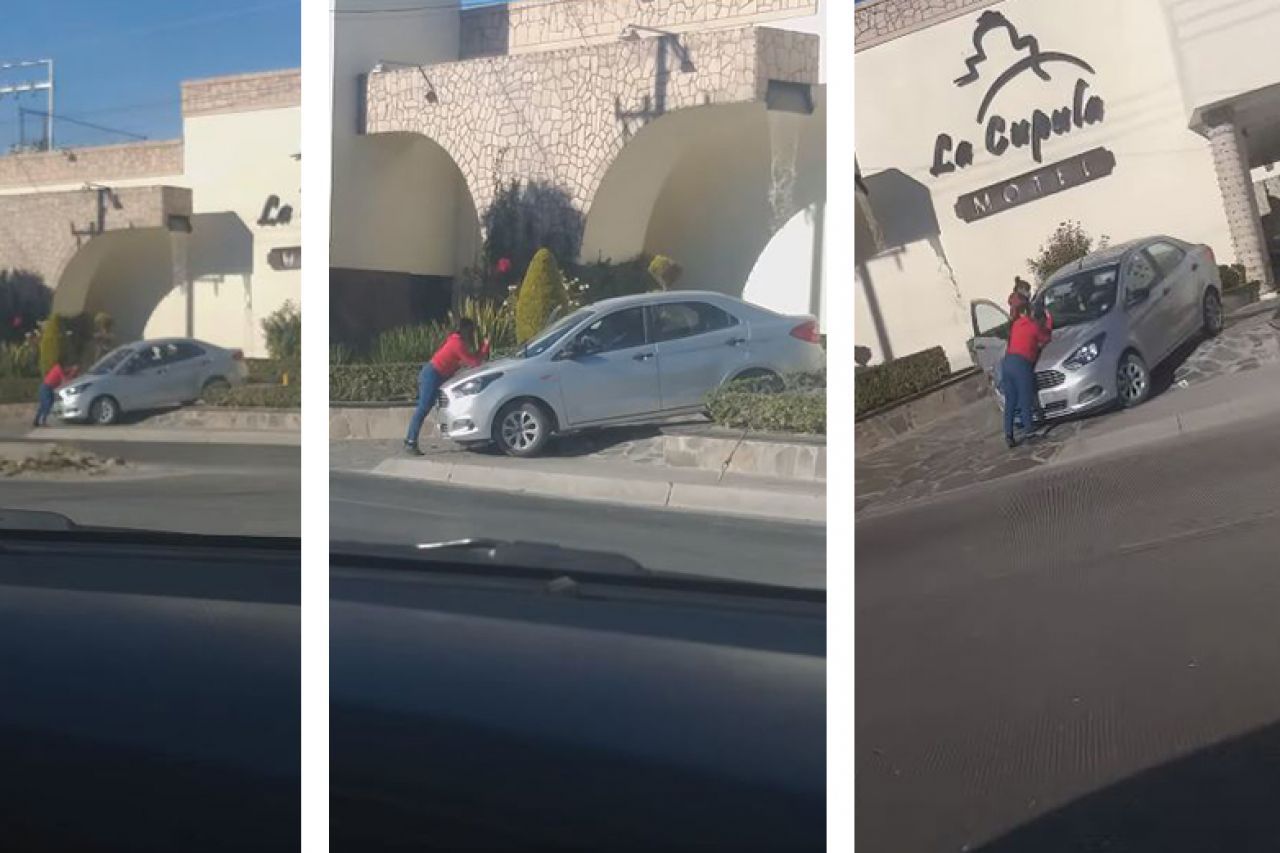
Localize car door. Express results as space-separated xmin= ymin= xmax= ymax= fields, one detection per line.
xmin=120 ymin=346 xmax=170 ymax=410
xmin=554 ymin=306 xmax=661 ymax=426
xmin=968 ymin=299 xmax=1010 ymax=387
xmin=648 ymin=300 xmax=748 ymax=411
xmin=1146 ymin=241 xmax=1196 ymax=340
xmin=164 ymin=342 xmax=209 ymax=402
xmin=1122 ymin=249 xmax=1174 ymax=363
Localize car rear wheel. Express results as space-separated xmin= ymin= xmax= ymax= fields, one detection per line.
xmin=1116 ymin=352 xmax=1150 ymax=409
xmin=1202 ymin=289 xmax=1224 ymax=337
xmin=89 ymin=396 xmax=120 ymax=426
xmin=494 ymin=400 xmax=552 ymax=458
xmin=202 ymin=376 xmax=231 ymax=400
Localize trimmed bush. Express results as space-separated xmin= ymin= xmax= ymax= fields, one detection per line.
xmin=245 ymin=358 xmax=301 ymax=386
xmin=1218 ymin=263 xmax=1252 ymax=292
xmin=262 ymin=300 xmax=302 ymax=361
xmin=705 ymin=370 xmax=826 ymax=435
xmin=572 ymin=255 xmax=663 ymax=303
xmin=855 ymin=347 xmax=950 ymax=417
xmin=204 ymin=383 xmax=301 ymax=408
xmin=331 ymin=363 xmax=421 ymax=403
xmin=516 ymin=248 xmax=569 ymax=344
xmin=0 ymin=376 xmax=40 ymax=404
xmin=38 ymin=315 xmax=61 ymax=375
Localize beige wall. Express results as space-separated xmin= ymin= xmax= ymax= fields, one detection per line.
xmin=1161 ymin=0 xmax=1280 ymax=122
xmin=855 ymin=0 xmax=1234 ymax=369
xmin=330 ymin=0 xmax=461 ymax=275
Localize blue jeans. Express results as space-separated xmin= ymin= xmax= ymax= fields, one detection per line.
xmin=1000 ymin=354 xmax=1036 ymax=441
xmin=405 ymin=364 xmax=443 ymax=446
xmin=35 ymin=384 xmax=55 ymax=426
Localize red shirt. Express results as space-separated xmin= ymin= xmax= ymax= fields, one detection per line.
xmin=43 ymin=364 xmax=67 ymax=388
xmin=1006 ymin=315 xmax=1052 ymax=363
xmin=430 ymin=332 xmax=490 ymax=379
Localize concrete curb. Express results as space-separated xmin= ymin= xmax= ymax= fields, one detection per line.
xmin=1054 ymin=390 xmax=1280 ymax=467
xmin=372 ymin=457 xmax=824 ymax=525
xmin=21 ymin=426 xmax=301 ymax=446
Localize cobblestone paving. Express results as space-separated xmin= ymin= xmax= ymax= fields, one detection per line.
xmin=856 ymin=315 xmax=1280 ymax=516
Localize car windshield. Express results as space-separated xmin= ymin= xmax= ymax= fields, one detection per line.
xmin=520 ymin=308 xmax=594 ymax=358
xmin=87 ymin=347 xmax=135 ymax=375
xmin=1038 ymin=265 xmax=1119 ymax=327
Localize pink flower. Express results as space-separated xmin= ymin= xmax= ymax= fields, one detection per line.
xmin=495 ymin=257 xmax=512 ymax=274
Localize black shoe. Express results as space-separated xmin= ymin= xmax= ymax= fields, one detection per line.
xmin=403 ymin=441 xmax=423 ymax=456
xmin=1005 ymin=435 xmax=1018 ymax=449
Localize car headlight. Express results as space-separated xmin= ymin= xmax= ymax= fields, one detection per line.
xmin=1064 ymin=335 xmax=1105 ymax=370
xmin=452 ymin=372 xmax=503 ymax=397
xmin=62 ymin=383 xmax=91 ymax=397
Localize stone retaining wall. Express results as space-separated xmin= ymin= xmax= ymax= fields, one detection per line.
xmin=856 ymin=368 xmax=992 ymax=456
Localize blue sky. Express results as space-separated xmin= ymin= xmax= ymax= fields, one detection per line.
xmin=0 ymin=0 xmax=299 ymax=148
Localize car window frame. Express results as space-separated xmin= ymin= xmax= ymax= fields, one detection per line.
xmin=1123 ymin=250 xmax=1163 ymax=306
xmin=573 ymin=306 xmax=650 ymax=355
xmin=647 ymin=300 xmax=740 ymax=343
xmin=1146 ymin=241 xmax=1186 ymax=278
xmin=169 ymin=341 xmax=205 ymax=364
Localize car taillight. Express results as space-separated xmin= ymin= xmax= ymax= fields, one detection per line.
xmin=1204 ymin=245 xmax=1215 ymax=266
xmin=790 ymin=320 xmax=821 ymax=344
xmin=231 ymin=349 xmax=244 ymax=360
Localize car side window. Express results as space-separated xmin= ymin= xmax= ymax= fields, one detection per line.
xmin=1147 ymin=242 xmax=1185 ymax=277
xmin=1125 ymin=252 xmax=1159 ymax=302
xmin=972 ymin=301 xmax=1010 ymax=340
xmin=577 ymin=307 xmax=647 ymax=354
xmin=650 ymin=302 xmax=739 ymax=342
xmin=170 ymin=342 xmax=204 ymax=363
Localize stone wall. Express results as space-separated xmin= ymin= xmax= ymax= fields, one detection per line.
xmin=182 ymin=69 xmax=301 ymax=118
xmin=0 ymin=140 xmax=183 ymax=192
xmin=0 ymin=186 xmax=190 ymax=293
xmin=366 ymin=26 xmax=819 ymax=238
xmin=461 ymin=0 xmax=817 ymax=56
xmin=855 ymin=0 xmax=1003 ymax=50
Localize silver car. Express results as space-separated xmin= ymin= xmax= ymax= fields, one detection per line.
xmin=57 ymin=338 xmax=248 ymax=425
xmin=437 ymin=291 xmax=824 ymax=457
xmin=970 ymin=236 xmax=1223 ymax=419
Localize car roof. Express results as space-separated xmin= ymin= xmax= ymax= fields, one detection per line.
xmin=133 ymin=337 xmax=213 ymax=348
xmin=1047 ymin=235 xmax=1185 ymax=282
xmin=583 ymin=290 xmax=751 ymax=311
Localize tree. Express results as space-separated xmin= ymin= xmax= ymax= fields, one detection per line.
xmin=1026 ymin=221 xmax=1110 ymax=285
xmin=647 ymin=255 xmax=683 ymax=291
xmin=39 ymin=314 xmax=62 ymax=375
xmin=516 ymin=248 xmax=569 ymax=344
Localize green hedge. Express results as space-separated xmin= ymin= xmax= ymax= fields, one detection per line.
xmin=205 ymin=383 xmax=301 ymax=408
xmin=331 ymin=363 xmax=421 ymax=403
xmin=245 ymin=358 xmax=300 ymax=385
xmin=0 ymin=376 xmax=40 ymax=404
xmin=705 ymin=371 xmax=826 ymax=435
xmin=855 ymin=346 xmax=950 ymax=417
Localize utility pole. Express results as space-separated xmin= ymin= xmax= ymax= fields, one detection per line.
xmin=0 ymin=59 xmax=55 ymax=150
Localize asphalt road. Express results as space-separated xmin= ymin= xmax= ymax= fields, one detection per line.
xmin=856 ymin=412 xmax=1280 ymax=852
xmin=2 ymin=440 xmax=300 ymax=537
xmin=331 ymin=470 xmax=825 ymax=588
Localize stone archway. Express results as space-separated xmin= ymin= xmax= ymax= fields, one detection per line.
xmin=54 ymin=228 xmax=183 ymax=343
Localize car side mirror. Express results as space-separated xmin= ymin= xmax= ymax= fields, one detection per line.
xmin=1127 ymin=287 xmax=1150 ymax=307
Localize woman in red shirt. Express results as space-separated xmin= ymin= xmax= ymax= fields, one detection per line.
xmin=1001 ymin=303 xmax=1052 ymax=448
xmin=34 ymin=359 xmax=77 ymax=427
xmin=405 ymin=318 xmax=490 ymax=454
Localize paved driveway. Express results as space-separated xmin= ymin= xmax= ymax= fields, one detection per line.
xmin=857 ymin=313 xmax=1280 ymax=515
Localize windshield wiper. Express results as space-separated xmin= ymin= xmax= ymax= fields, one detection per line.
xmin=417 ymin=537 xmax=649 ymax=577
xmin=0 ymin=508 xmax=77 ymax=532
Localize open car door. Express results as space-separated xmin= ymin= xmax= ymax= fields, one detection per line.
xmin=968 ymin=299 xmax=1010 ymax=390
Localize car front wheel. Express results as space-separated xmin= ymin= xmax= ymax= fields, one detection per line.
xmin=493 ymin=400 xmax=552 ymax=458
xmin=1116 ymin=352 xmax=1150 ymax=409
xmin=89 ymin=396 xmax=121 ymax=425
xmin=1202 ymin=289 xmax=1224 ymax=337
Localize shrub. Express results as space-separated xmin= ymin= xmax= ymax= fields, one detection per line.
xmin=0 ymin=376 xmax=41 ymax=404
xmin=38 ymin=314 xmax=61 ymax=375
xmin=648 ymin=255 xmax=684 ymax=290
xmin=705 ymin=370 xmax=826 ymax=435
xmin=571 ymin=255 xmax=663 ymax=303
xmin=330 ymin=343 xmax=357 ymax=365
xmin=245 ymin=358 xmax=301 ymax=386
xmin=204 ymin=383 xmax=301 ymax=408
xmin=453 ymin=295 xmax=516 ymax=352
xmin=331 ymin=363 xmax=422 ymax=403
xmin=855 ymin=346 xmax=950 ymax=417
xmin=0 ymin=338 xmax=39 ymax=378
xmin=1218 ymin=263 xmax=1247 ymax=291
xmin=369 ymin=322 xmax=450 ymax=365
xmin=262 ymin=300 xmax=302 ymax=361
xmin=1026 ymin=221 xmax=1110 ymax=285
xmin=516 ymin=248 xmax=568 ymax=344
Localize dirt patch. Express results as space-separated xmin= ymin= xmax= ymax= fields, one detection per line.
xmin=0 ymin=444 xmax=131 ymax=478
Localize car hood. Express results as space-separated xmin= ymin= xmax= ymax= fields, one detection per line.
xmin=443 ymin=356 xmax=525 ymax=389
xmin=60 ymin=378 xmax=100 ymax=394
xmin=1038 ymin=321 xmax=1107 ymax=368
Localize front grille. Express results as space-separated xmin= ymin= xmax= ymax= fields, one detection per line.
xmin=1044 ymin=400 xmax=1069 ymax=413
xmin=435 ymin=391 xmax=448 ymax=409
xmin=1036 ymin=370 xmax=1066 ymax=389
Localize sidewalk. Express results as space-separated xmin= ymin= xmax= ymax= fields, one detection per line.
xmin=20 ymin=425 xmax=301 ymax=446
xmin=367 ymin=450 xmax=824 ymax=525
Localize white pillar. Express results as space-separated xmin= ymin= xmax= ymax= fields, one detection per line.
xmin=1206 ymin=108 xmax=1274 ymax=291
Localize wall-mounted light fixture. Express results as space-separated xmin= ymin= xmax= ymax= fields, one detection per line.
xmin=373 ymin=60 xmax=439 ymax=104
xmin=619 ymin=25 xmax=696 ymax=73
